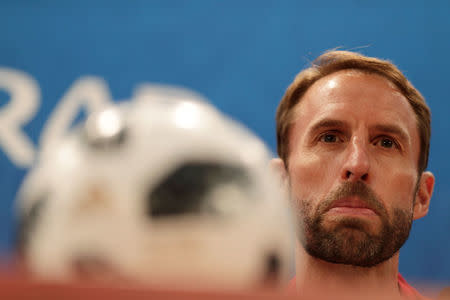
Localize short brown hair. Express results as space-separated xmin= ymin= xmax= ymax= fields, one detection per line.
xmin=276 ymin=50 xmax=431 ymax=174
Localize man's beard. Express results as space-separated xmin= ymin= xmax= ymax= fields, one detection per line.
xmin=294 ymin=181 xmax=413 ymax=267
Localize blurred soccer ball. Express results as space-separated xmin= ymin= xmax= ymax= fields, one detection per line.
xmin=16 ymin=87 xmax=293 ymax=290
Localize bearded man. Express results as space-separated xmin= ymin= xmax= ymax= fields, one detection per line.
xmin=271 ymin=51 xmax=435 ymax=299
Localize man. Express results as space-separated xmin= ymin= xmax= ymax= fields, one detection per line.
xmin=271 ymin=51 xmax=435 ymax=299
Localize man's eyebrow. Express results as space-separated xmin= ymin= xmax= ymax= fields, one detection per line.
xmin=307 ymin=120 xmax=410 ymax=141
xmin=372 ymin=124 xmax=409 ymax=142
xmin=308 ymin=119 xmax=348 ymax=134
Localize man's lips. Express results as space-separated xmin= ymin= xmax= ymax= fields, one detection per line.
xmin=327 ymin=197 xmax=378 ymax=216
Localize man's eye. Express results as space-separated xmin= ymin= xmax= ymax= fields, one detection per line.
xmin=376 ymin=137 xmax=396 ymax=149
xmin=320 ymin=134 xmax=339 ymax=143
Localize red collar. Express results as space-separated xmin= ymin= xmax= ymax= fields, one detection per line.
xmin=287 ymin=273 xmax=429 ymax=299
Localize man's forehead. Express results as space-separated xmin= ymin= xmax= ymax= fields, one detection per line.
xmin=292 ymin=70 xmax=414 ymax=123
xmin=289 ymin=70 xmax=420 ymax=151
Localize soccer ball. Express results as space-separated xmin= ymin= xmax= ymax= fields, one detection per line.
xmin=16 ymin=87 xmax=294 ymax=290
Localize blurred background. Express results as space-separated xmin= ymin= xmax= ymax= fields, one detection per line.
xmin=0 ymin=0 xmax=448 ymax=288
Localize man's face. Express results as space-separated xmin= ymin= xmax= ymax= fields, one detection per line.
xmin=287 ymin=70 xmax=421 ymax=267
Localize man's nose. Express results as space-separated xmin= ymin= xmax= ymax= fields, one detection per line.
xmin=341 ymin=137 xmax=370 ymax=182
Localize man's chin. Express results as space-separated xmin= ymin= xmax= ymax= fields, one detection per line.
xmin=321 ymin=216 xmax=381 ymax=235
xmin=304 ymin=230 xmax=385 ymax=267
xmin=299 ymin=206 xmax=412 ymax=268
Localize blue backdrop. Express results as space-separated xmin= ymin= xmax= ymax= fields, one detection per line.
xmin=0 ymin=0 xmax=448 ymax=284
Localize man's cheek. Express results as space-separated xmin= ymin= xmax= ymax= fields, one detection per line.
xmin=381 ymin=169 xmax=418 ymax=208
xmin=290 ymin=152 xmax=333 ymax=183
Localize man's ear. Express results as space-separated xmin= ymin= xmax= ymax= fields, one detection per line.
xmin=269 ymin=158 xmax=289 ymax=189
xmin=413 ymin=171 xmax=435 ymax=220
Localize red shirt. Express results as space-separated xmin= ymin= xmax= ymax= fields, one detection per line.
xmin=287 ymin=273 xmax=429 ymax=300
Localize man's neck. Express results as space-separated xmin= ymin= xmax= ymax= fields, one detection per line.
xmin=294 ymin=244 xmax=402 ymax=300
